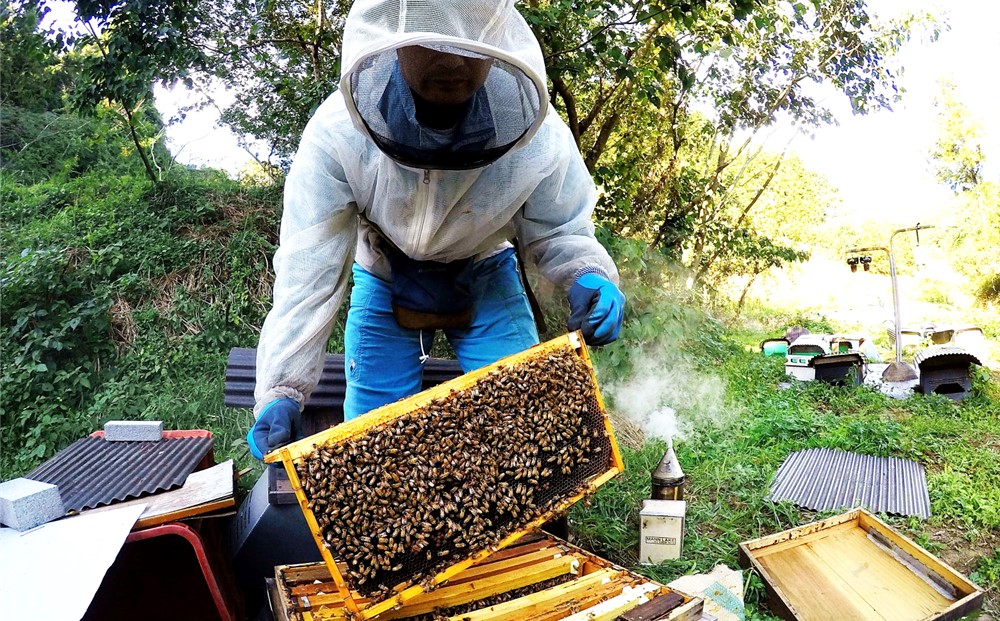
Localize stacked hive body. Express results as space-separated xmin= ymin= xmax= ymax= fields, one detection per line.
xmin=266 ymin=333 xmax=625 ymax=619
xmin=271 ymin=533 xmax=701 ymax=621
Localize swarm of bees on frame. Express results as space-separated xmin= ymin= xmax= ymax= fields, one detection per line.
xmin=294 ymin=347 xmax=613 ymax=603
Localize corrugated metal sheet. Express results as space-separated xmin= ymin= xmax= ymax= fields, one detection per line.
xmin=768 ymin=448 xmax=931 ymax=518
xmin=27 ymin=436 xmax=214 ymax=512
xmin=913 ymin=345 xmax=981 ymax=369
xmin=224 ymin=347 xmax=463 ymax=409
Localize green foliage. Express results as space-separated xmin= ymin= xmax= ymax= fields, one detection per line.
xmin=1 ymin=111 xmax=281 ymax=476
xmin=0 ymin=0 xmax=69 ymax=112
xmin=1 ymin=105 xmax=146 ymax=184
xmin=971 ymin=549 xmax=1000 ymax=591
xmin=69 ymin=0 xmax=211 ymax=111
xmin=930 ymin=79 xmax=985 ymax=194
xmin=927 ymin=81 xmax=1000 ymax=302
xmin=211 ymin=0 xmax=348 ymax=168
xmin=1 ymin=246 xmax=117 ymax=468
xmin=976 ymin=273 xmax=1000 ymax=306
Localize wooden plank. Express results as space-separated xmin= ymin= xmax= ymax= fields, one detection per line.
xmin=808 ymin=527 xmax=952 ymax=620
xmin=757 ymin=539 xmax=873 ymax=621
xmin=79 ymin=459 xmax=235 ymax=527
xmin=283 ymin=565 xmax=336 ymax=585
xmin=618 ymin=591 xmax=686 ymax=620
xmin=375 ymin=554 xmax=582 ymax=618
xmin=527 ymin=590 xmax=626 ymax=621
xmin=469 ymin=538 xmax=557 ymax=565
xmin=445 ymin=548 xmax=568 ymax=584
xmin=858 ymin=510 xmax=983 ymax=597
xmin=747 ymin=520 xmax=858 ymax=559
xmin=134 ymin=497 xmax=235 ymax=528
xmin=740 ymin=510 xmax=860 ymax=554
xmin=452 ymin=569 xmax=621 ymax=621
xmin=559 ymin=582 xmax=661 ymax=621
xmin=663 ymin=598 xmax=704 ymax=621
xmin=756 ymin=525 xmax=954 ymax=621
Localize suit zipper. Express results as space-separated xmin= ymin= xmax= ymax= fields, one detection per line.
xmin=409 ymin=169 xmax=436 ymax=250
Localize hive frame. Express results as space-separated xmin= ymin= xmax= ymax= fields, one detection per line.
xmin=265 ymin=332 xmax=625 ymax=619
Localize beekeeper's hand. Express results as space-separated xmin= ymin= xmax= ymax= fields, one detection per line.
xmin=247 ymin=398 xmax=302 ymax=460
xmin=567 ymin=273 xmax=625 ymax=346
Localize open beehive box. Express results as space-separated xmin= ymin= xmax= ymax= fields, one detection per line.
xmin=738 ymin=508 xmax=984 ymax=621
xmin=265 ymin=333 xmax=625 ymax=619
xmin=270 ymin=532 xmax=703 ymax=621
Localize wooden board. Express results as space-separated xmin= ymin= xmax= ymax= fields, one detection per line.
xmin=739 ymin=508 xmax=984 ymax=621
xmin=79 ymin=460 xmax=235 ymax=528
xmin=264 ymin=333 xmax=625 ymax=619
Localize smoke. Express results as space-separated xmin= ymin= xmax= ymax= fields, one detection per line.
xmin=603 ymin=347 xmax=731 ymax=446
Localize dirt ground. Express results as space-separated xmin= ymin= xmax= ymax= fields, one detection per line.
xmin=926 ymin=524 xmax=999 ymax=619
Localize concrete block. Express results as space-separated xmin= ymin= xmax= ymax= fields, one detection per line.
xmin=0 ymin=478 xmax=65 ymax=531
xmin=104 ymin=420 xmax=163 ymax=442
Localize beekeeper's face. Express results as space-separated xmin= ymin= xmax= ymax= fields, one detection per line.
xmin=397 ymin=46 xmax=492 ymax=105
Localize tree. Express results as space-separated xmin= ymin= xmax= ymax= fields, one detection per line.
xmin=930 ymin=79 xmax=984 ymax=194
xmin=1 ymin=0 xmax=70 ymax=112
xmin=209 ymin=0 xmax=347 ymax=169
xmin=62 ymin=0 xmax=215 ymax=180
xmin=929 ymin=81 xmax=1000 ymax=304
xmin=527 ymin=0 xmax=923 ymax=288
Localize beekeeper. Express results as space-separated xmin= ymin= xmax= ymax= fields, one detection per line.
xmin=248 ymin=0 xmax=625 ymax=460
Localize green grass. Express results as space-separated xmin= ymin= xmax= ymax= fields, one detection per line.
xmin=573 ymin=330 xmax=1000 ymax=619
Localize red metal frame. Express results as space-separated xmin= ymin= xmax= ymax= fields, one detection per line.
xmin=88 ymin=429 xmax=216 ymax=471
xmin=125 ymin=522 xmax=234 ymax=621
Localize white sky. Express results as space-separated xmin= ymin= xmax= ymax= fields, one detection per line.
xmin=778 ymin=0 xmax=1000 ymax=225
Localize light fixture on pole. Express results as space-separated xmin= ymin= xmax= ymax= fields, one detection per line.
xmin=845 ymin=224 xmax=933 ymax=383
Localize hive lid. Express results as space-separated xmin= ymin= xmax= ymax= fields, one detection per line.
xmin=641 ymin=499 xmax=686 ymax=518
xmin=266 ymin=332 xmax=624 ymax=619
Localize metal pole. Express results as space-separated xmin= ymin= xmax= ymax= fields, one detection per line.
xmin=888 ymin=234 xmax=903 ymax=364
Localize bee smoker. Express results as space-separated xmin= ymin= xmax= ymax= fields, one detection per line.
xmin=650 ymin=443 xmax=685 ymax=500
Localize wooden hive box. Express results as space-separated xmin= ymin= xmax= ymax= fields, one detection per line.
xmin=265 ymin=333 xmax=625 ymax=619
xmin=738 ymin=508 xmax=984 ymax=621
xmin=270 ymin=532 xmax=703 ymax=621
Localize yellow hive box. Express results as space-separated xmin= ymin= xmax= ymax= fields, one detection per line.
xmin=266 ymin=333 xmax=625 ymax=619
xmin=269 ymin=532 xmax=704 ymax=621
xmin=739 ymin=508 xmax=984 ymax=621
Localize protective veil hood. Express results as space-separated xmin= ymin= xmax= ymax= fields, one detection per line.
xmin=340 ymin=0 xmax=549 ymax=169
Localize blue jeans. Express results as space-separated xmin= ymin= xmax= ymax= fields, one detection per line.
xmin=343 ymin=248 xmax=540 ymax=420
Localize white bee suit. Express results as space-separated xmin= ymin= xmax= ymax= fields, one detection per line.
xmin=253 ymin=0 xmax=620 ymax=413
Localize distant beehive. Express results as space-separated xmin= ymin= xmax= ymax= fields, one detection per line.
xmin=914 ymin=346 xmax=982 ymax=401
xmin=266 ymin=333 xmax=623 ymax=619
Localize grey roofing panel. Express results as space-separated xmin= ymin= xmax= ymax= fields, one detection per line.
xmin=768 ymin=448 xmax=931 ymax=518
xmin=224 ymin=347 xmax=463 ymax=409
xmin=27 ymin=436 xmax=214 ymax=512
xmin=913 ymin=345 xmax=981 ymax=369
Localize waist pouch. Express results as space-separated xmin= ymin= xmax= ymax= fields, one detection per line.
xmin=384 ymin=244 xmax=475 ymax=330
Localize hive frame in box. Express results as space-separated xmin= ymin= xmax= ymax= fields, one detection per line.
xmin=265 ymin=332 xmax=625 ymax=619
xmin=270 ymin=532 xmax=703 ymax=621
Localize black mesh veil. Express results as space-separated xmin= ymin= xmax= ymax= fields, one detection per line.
xmin=348 ymin=45 xmax=542 ymax=170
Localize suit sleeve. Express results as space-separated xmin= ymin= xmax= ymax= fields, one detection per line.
xmin=253 ymin=128 xmax=359 ymax=415
xmin=514 ymin=113 xmax=619 ymax=289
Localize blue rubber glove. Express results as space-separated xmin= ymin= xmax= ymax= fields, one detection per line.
xmin=567 ymin=273 xmax=625 ymax=346
xmin=247 ymin=398 xmax=302 ymax=461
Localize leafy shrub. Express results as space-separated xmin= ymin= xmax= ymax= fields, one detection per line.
xmin=1 ymin=105 xmax=143 ymax=185
xmin=975 ymin=273 xmax=1000 ymax=306
xmin=1 ymin=246 xmax=117 ymax=473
